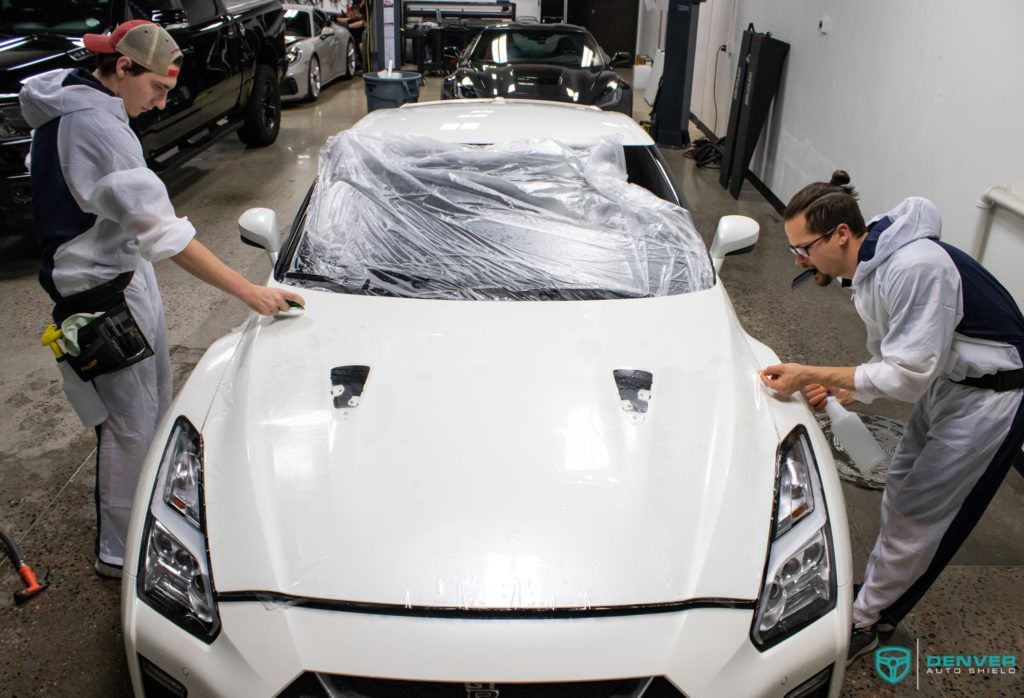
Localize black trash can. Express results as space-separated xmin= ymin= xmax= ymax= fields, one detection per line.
xmin=363 ymin=71 xmax=421 ymax=111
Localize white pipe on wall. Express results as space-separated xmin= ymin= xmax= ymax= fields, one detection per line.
xmin=972 ymin=186 xmax=1024 ymax=261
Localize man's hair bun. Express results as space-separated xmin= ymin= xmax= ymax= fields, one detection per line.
xmin=830 ymin=170 xmax=851 ymax=186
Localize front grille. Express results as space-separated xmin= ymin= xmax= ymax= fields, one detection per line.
xmin=279 ymin=673 xmax=685 ymax=698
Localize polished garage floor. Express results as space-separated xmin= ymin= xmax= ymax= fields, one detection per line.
xmin=0 ymin=72 xmax=1020 ymax=696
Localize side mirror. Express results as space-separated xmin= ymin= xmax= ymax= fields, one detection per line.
xmin=709 ymin=215 xmax=759 ymax=272
xmin=443 ymin=45 xmax=462 ymax=63
xmin=321 ymin=27 xmax=335 ymax=38
xmin=151 ymin=7 xmax=189 ymax=34
xmin=609 ymin=51 xmax=632 ymax=68
xmin=239 ymin=207 xmax=282 ymax=264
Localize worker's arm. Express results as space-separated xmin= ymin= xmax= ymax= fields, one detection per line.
xmin=759 ymin=363 xmax=857 ymax=399
xmin=171 ymin=238 xmax=305 ymax=315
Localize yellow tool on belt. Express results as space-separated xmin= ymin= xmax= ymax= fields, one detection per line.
xmin=41 ymin=323 xmax=108 ymax=427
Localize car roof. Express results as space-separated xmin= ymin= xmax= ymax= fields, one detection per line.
xmin=352 ymin=99 xmax=654 ymax=146
xmin=482 ymin=23 xmax=589 ymax=34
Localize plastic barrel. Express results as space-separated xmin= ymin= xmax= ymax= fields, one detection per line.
xmin=363 ymin=71 xmax=422 ymax=111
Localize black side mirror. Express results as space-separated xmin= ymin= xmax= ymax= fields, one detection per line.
xmin=443 ymin=46 xmax=462 ymax=63
xmin=609 ymin=51 xmax=632 ymax=68
xmin=151 ymin=7 xmax=189 ymax=32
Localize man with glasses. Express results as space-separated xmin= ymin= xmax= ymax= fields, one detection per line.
xmin=760 ymin=170 xmax=1024 ymax=665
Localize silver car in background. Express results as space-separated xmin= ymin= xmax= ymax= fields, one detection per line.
xmin=282 ymin=3 xmax=356 ymax=102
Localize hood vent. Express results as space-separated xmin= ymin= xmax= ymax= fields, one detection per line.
xmin=613 ymin=369 xmax=653 ymax=423
xmin=330 ymin=365 xmax=370 ymax=409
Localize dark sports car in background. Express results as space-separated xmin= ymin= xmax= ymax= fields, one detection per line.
xmin=441 ymin=23 xmax=633 ymax=116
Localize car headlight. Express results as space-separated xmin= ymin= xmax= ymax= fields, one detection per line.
xmin=0 ymin=102 xmax=30 ymax=141
xmin=596 ymin=80 xmax=622 ymax=108
xmin=751 ymin=426 xmax=836 ymax=650
xmin=287 ymin=46 xmax=302 ymax=65
xmin=138 ymin=416 xmax=220 ymax=642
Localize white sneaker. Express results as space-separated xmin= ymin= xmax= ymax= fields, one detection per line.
xmin=94 ymin=559 xmax=122 ymax=579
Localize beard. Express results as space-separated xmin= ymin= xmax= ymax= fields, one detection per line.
xmin=813 ymin=269 xmax=834 ymax=286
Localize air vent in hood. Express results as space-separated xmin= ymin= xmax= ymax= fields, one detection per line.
xmin=330 ymin=365 xmax=369 ymax=409
xmin=613 ymin=369 xmax=653 ymax=423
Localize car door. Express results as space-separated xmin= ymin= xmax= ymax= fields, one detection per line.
xmin=312 ymin=9 xmax=341 ymax=80
xmin=135 ymin=0 xmax=242 ymax=152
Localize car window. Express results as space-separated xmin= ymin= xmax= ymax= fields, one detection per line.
xmin=470 ymin=29 xmax=603 ymax=68
xmin=624 ymin=146 xmax=683 ymax=207
xmin=284 ymin=8 xmax=312 ymax=38
xmin=282 ymin=134 xmax=713 ymax=301
xmin=181 ymin=0 xmax=219 ymax=23
xmin=313 ymin=9 xmax=329 ymax=33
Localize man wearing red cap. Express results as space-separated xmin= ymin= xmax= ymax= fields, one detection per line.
xmin=19 ymin=21 xmax=304 ymax=578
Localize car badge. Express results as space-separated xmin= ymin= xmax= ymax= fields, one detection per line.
xmin=875 ymin=646 xmax=912 ymax=685
xmin=68 ymin=47 xmax=91 ymax=62
xmin=464 ymin=684 xmax=499 ymax=698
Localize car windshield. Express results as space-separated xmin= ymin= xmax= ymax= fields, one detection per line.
xmin=283 ymin=133 xmax=714 ymax=301
xmin=0 ymin=0 xmax=115 ymax=36
xmin=468 ymin=29 xmax=603 ymax=68
xmin=283 ymin=8 xmax=311 ymax=38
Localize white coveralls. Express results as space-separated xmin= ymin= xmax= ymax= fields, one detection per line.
xmin=850 ymin=197 xmax=1024 ymax=629
xmin=20 ymin=69 xmax=195 ymax=568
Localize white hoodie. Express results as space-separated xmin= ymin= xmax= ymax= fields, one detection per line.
xmin=20 ymin=68 xmax=195 ymax=297
xmin=851 ymin=197 xmax=1022 ymax=403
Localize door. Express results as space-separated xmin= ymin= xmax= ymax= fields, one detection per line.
xmin=313 ymin=8 xmax=342 ymax=80
xmin=566 ymin=0 xmax=639 ymax=58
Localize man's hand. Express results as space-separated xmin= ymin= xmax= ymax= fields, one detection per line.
xmin=241 ymin=284 xmax=306 ymax=316
xmin=804 ymin=384 xmax=855 ymax=412
xmin=760 ymin=363 xmax=809 ymax=398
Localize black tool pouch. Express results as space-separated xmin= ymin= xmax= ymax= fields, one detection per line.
xmin=52 ymin=272 xmax=154 ymax=381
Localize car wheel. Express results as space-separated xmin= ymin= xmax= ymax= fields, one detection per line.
xmin=307 ymin=56 xmax=321 ymax=101
xmin=343 ymin=40 xmax=356 ymax=80
xmin=238 ymin=64 xmax=281 ymax=147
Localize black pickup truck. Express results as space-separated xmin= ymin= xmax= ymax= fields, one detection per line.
xmin=0 ymin=0 xmax=287 ymax=235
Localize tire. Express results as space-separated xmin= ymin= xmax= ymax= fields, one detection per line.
xmin=238 ymin=64 xmax=281 ymax=147
xmin=343 ymin=40 xmax=356 ymax=79
xmin=307 ymin=55 xmax=321 ymax=101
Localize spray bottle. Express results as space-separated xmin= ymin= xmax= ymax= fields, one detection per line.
xmin=41 ymin=324 xmax=109 ymax=427
xmin=824 ymin=396 xmax=884 ymax=473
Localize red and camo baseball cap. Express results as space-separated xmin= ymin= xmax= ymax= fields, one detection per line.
xmin=83 ymin=20 xmax=183 ymax=78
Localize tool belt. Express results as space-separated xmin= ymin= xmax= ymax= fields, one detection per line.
xmin=954 ymin=369 xmax=1024 ymax=392
xmin=51 ymin=272 xmax=154 ymax=381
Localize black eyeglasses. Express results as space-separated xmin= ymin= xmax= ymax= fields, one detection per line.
xmin=789 ymin=226 xmax=837 ymax=258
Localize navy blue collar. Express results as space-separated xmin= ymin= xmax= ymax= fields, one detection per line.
xmin=857 ymin=216 xmax=892 ymax=264
xmin=62 ymin=68 xmax=114 ymax=97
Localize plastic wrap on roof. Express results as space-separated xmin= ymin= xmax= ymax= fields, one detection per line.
xmin=287 ymin=132 xmax=714 ymax=300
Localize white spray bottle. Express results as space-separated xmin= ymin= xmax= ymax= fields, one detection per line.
xmin=824 ymin=396 xmax=884 ymax=473
xmin=42 ymin=324 xmax=109 ymax=428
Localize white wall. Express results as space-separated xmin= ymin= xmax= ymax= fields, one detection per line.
xmin=651 ymin=0 xmax=1024 ymax=283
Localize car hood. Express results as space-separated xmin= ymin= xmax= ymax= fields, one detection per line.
xmin=0 ymin=34 xmax=86 ymax=93
xmin=203 ymin=284 xmax=781 ymax=608
xmin=457 ymin=62 xmax=618 ymax=104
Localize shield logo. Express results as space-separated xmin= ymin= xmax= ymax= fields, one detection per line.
xmin=875 ymin=646 xmax=912 ymax=685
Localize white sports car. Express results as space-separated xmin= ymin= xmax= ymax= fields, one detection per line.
xmin=122 ymin=100 xmax=852 ymax=697
xmin=282 ymin=4 xmax=356 ymax=102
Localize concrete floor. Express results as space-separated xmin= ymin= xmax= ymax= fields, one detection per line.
xmin=0 ymin=71 xmax=1021 ymax=696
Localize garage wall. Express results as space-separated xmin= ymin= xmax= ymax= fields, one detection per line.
xmin=644 ymin=0 xmax=1024 ymax=296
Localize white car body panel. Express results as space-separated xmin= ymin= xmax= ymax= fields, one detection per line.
xmin=354 ymin=99 xmax=654 ymax=145
xmin=122 ymin=100 xmax=852 ymax=698
xmin=205 ymin=285 xmax=776 ymax=605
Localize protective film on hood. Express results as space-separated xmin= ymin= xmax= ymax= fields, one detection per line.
xmin=287 ymin=133 xmax=714 ymax=300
